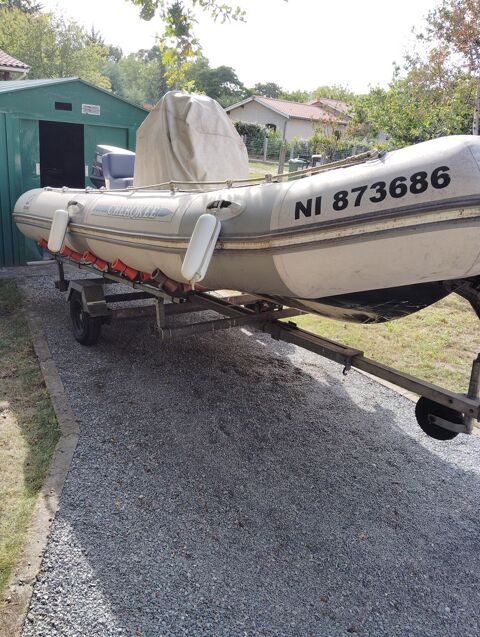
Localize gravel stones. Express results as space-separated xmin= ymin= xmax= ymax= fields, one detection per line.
xmin=18 ymin=267 xmax=480 ymax=637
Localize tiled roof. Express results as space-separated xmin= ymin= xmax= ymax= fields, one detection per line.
xmin=308 ymin=98 xmax=351 ymax=115
xmin=255 ymin=96 xmax=341 ymax=122
xmin=0 ymin=49 xmax=29 ymax=70
xmin=226 ymin=95 xmax=349 ymax=123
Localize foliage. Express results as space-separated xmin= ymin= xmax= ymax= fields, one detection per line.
xmin=309 ymin=123 xmax=365 ymax=160
xmin=0 ymin=7 xmax=111 ymax=89
xmin=279 ymin=89 xmax=309 ymax=102
xmin=0 ymin=0 xmax=40 ymax=13
xmin=128 ymin=0 xmax=245 ymax=89
xmin=351 ymin=73 xmax=475 ymax=147
xmin=129 ymin=0 xmax=245 ymax=22
xmin=186 ymin=55 xmax=245 ymax=104
xmin=103 ymin=47 xmax=169 ymax=105
xmin=253 ymin=82 xmax=282 ymax=98
xmin=419 ymin=0 xmax=480 ymax=76
xmin=313 ymin=84 xmax=355 ymax=103
xmin=233 ymin=120 xmax=267 ymax=144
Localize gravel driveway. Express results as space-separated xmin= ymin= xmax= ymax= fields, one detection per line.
xmin=13 ymin=264 xmax=480 ymax=637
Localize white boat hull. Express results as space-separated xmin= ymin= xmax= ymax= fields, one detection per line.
xmin=13 ymin=135 xmax=480 ymax=322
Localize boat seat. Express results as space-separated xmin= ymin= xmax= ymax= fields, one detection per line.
xmin=102 ymin=152 xmax=135 ymax=190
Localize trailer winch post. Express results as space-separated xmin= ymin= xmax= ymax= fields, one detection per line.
xmin=55 ymin=259 xmax=69 ymax=292
xmin=155 ymin=298 xmax=166 ymax=330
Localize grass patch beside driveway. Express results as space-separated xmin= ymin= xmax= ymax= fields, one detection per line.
xmin=0 ymin=279 xmax=59 ymax=598
xmin=292 ymin=294 xmax=480 ymax=394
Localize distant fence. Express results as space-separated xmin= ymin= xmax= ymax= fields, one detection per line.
xmin=242 ymin=135 xmax=371 ymax=166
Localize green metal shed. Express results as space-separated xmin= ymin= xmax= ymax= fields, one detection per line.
xmin=0 ymin=77 xmax=147 ymax=266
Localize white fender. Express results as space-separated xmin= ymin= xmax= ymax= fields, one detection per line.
xmin=47 ymin=208 xmax=70 ymax=253
xmin=181 ymin=213 xmax=221 ymax=284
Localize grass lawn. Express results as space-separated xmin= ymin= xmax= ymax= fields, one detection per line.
xmin=291 ymin=293 xmax=480 ymax=394
xmin=0 ymin=279 xmax=59 ymax=599
xmin=249 ymin=160 xmax=279 ymax=178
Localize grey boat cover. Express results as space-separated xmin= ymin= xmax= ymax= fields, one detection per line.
xmin=133 ymin=91 xmax=249 ymax=189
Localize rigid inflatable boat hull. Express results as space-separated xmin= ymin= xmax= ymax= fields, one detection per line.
xmin=13 ymin=135 xmax=480 ymax=322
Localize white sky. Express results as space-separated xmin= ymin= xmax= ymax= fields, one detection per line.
xmin=40 ymin=0 xmax=440 ymax=93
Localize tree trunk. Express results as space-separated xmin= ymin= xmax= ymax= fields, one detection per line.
xmin=473 ymin=76 xmax=480 ymax=135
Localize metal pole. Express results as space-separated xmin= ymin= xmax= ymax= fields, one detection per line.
xmin=464 ymin=354 xmax=480 ymax=433
xmin=278 ymin=143 xmax=287 ymax=177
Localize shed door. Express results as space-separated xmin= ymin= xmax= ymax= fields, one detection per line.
xmin=39 ymin=121 xmax=85 ymax=188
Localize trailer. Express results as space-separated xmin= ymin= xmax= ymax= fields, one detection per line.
xmin=53 ymin=256 xmax=480 ymax=443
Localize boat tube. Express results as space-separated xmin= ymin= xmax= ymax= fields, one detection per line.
xmin=13 ymin=134 xmax=480 ymax=323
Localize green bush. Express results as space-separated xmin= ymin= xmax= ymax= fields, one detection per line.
xmin=233 ymin=121 xmax=266 ymax=144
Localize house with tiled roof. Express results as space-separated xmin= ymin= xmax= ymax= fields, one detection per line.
xmin=225 ymin=95 xmax=350 ymax=141
xmin=0 ymin=49 xmax=30 ymax=81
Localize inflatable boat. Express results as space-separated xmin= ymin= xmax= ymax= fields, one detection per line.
xmin=12 ymin=93 xmax=480 ymax=323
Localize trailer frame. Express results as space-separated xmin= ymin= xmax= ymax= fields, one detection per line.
xmin=54 ymin=256 xmax=480 ymax=440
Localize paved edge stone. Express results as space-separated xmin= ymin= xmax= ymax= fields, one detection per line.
xmin=0 ymin=279 xmax=80 ymax=637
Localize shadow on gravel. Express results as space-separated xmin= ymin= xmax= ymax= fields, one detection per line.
xmin=20 ymin=275 xmax=480 ymax=637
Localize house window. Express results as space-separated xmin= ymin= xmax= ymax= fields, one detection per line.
xmin=266 ymin=123 xmax=277 ymax=132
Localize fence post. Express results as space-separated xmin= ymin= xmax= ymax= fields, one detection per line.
xmin=278 ymin=142 xmax=287 ymax=177
xmin=263 ymin=137 xmax=268 ymax=161
xmin=290 ymin=143 xmax=295 ymax=160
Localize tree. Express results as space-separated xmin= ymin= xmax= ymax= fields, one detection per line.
xmin=313 ymin=84 xmax=355 ymax=103
xmin=0 ymin=0 xmax=41 ymax=13
xmin=103 ymin=45 xmax=169 ymax=105
xmin=0 ymin=7 xmax=111 ymax=89
xmin=417 ymin=0 xmax=480 ymax=132
xmin=129 ymin=0 xmax=245 ymax=22
xmin=186 ymin=56 xmax=246 ymax=104
xmin=279 ymin=89 xmax=309 ymax=103
xmin=127 ymin=0 xmax=245 ymax=88
xmin=351 ymin=70 xmax=475 ymax=146
xmin=253 ymin=82 xmax=282 ymax=98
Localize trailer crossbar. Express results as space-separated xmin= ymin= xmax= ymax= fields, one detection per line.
xmin=56 ymin=256 xmax=480 ymax=435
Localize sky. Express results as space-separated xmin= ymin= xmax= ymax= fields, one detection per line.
xmin=40 ymin=0 xmax=441 ymax=94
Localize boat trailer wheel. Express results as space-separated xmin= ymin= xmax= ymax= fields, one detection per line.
xmin=415 ymin=396 xmax=462 ymax=441
xmin=69 ymin=291 xmax=102 ymax=346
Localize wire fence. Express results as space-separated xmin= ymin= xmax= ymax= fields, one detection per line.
xmin=241 ymin=135 xmax=371 ymax=170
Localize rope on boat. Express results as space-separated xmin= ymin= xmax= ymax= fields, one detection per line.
xmin=48 ymin=149 xmax=382 ymax=195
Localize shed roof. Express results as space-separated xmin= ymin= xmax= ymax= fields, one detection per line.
xmin=0 ymin=77 xmax=70 ymax=93
xmin=226 ymin=95 xmax=348 ymax=124
xmin=0 ymin=49 xmax=29 ymax=72
xmin=0 ymin=77 xmax=147 ymax=112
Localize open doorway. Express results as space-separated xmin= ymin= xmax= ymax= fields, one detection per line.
xmin=39 ymin=121 xmax=85 ymax=188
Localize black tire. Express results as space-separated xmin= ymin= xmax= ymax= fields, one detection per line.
xmin=415 ymin=396 xmax=462 ymax=441
xmin=69 ymin=291 xmax=102 ymax=346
